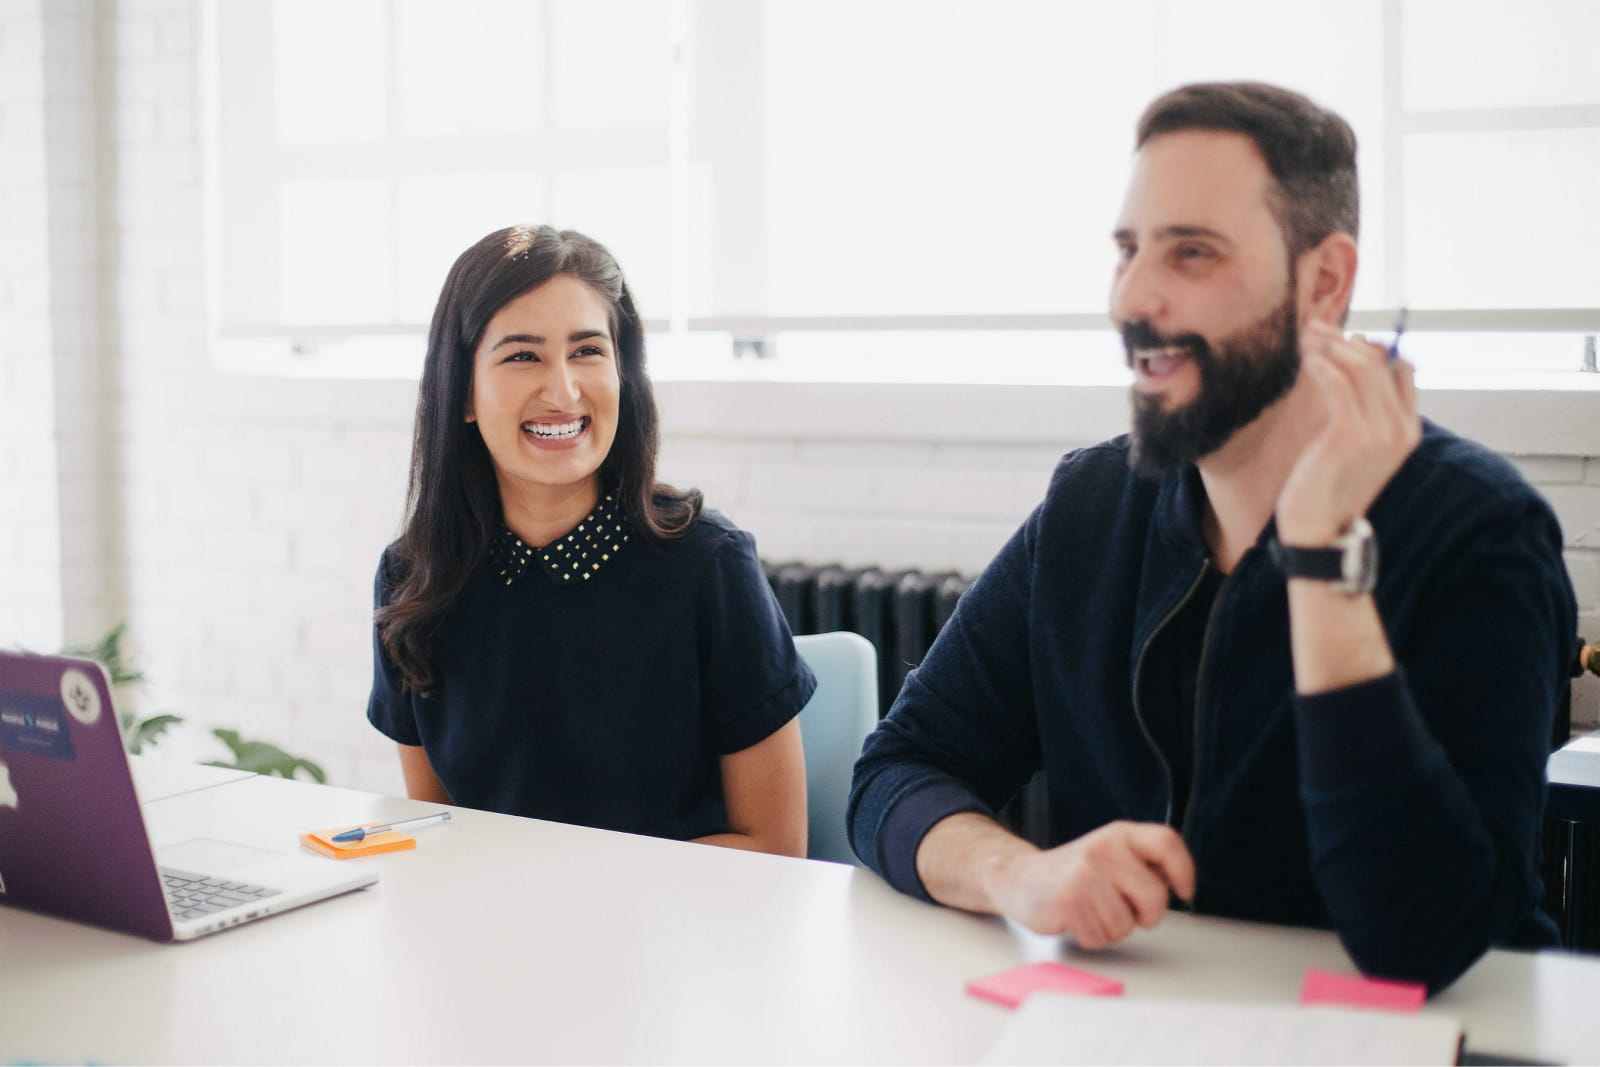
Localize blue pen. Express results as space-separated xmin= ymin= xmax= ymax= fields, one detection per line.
xmin=1386 ymin=306 xmax=1408 ymax=362
xmin=332 ymin=811 xmax=452 ymax=843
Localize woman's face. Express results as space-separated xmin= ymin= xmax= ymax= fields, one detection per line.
xmin=468 ymin=273 xmax=622 ymax=505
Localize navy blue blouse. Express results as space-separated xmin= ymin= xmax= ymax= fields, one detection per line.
xmin=367 ymin=498 xmax=815 ymax=841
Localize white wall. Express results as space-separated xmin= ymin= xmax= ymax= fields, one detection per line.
xmin=4 ymin=0 xmax=1598 ymax=796
xmin=1 ymin=0 xmax=64 ymax=649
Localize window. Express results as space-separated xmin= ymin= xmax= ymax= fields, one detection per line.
xmin=208 ymin=0 xmax=677 ymax=361
xmin=204 ymin=0 xmax=1600 ymax=381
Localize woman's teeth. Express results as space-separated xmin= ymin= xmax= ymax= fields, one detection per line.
xmin=523 ymin=417 xmax=588 ymax=439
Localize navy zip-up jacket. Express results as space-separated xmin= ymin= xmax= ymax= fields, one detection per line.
xmin=848 ymin=420 xmax=1573 ymax=993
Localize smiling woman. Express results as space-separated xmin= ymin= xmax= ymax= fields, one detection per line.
xmin=366 ymin=225 xmax=814 ymax=858
xmin=467 ymin=276 xmax=626 ymax=543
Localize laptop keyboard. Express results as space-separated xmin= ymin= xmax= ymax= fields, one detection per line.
xmin=161 ymin=867 xmax=281 ymax=921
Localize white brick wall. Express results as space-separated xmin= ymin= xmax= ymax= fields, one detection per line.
xmin=1 ymin=0 xmax=65 ymax=650
xmin=43 ymin=0 xmax=120 ymax=646
xmin=4 ymin=0 xmax=1598 ymax=796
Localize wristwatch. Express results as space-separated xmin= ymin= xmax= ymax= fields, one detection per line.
xmin=1269 ymin=516 xmax=1379 ymax=595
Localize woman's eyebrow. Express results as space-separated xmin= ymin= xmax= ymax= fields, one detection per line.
xmin=491 ymin=333 xmax=542 ymax=350
xmin=491 ymin=330 xmax=609 ymax=350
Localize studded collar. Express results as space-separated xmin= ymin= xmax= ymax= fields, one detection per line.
xmin=493 ymin=491 xmax=631 ymax=587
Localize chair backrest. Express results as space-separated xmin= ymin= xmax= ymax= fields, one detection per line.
xmin=794 ymin=631 xmax=879 ymax=865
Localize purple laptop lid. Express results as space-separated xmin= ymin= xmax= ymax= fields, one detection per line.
xmin=0 ymin=651 xmax=173 ymax=941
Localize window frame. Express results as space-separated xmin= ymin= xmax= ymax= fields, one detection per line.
xmin=200 ymin=0 xmax=1600 ymax=384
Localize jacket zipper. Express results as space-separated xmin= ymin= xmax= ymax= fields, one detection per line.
xmin=1180 ymin=570 xmax=1234 ymax=844
xmin=1130 ymin=561 xmax=1211 ymax=828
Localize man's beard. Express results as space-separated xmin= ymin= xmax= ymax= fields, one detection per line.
xmin=1124 ymin=291 xmax=1301 ymax=479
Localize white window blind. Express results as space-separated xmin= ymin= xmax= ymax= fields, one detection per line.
xmin=205 ymin=0 xmax=1600 ymax=379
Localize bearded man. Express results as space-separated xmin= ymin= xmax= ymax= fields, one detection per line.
xmin=847 ymin=81 xmax=1575 ymax=994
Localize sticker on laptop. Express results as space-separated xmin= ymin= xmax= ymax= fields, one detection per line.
xmin=60 ymin=668 xmax=102 ymax=725
xmin=0 ymin=760 xmax=16 ymax=810
xmin=0 ymin=695 xmax=77 ymax=761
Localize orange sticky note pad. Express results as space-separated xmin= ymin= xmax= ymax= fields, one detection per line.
xmin=300 ymin=827 xmax=416 ymax=859
xmin=1301 ymin=968 xmax=1424 ymax=1012
xmin=966 ymin=962 xmax=1124 ymax=1008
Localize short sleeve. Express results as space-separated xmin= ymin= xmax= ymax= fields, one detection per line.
xmin=697 ymin=529 xmax=817 ymax=755
xmin=366 ymin=552 xmax=422 ymax=746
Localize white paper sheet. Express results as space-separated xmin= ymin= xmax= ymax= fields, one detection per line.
xmin=982 ymin=994 xmax=1462 ymax=1066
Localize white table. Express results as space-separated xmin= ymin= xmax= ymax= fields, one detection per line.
xmin=4 ymin=759 xmax=1600 ymax=1064
xmin=130 ymin=756 xmax=255 ymax=804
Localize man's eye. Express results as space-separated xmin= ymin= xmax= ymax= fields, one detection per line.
xmin=1176 ymin=244 xmax=1213 ymax=261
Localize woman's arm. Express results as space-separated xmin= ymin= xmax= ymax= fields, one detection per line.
xmin=695 ymin=719 xmax=807 ymax=858
xmin=396 ymin=743 xmax=452 ymax=804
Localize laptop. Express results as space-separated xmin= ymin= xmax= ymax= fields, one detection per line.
xmin=0 ymin=650 xmax=376 ymax=941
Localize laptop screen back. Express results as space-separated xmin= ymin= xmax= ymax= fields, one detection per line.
xmin=0 ymin=652 xmax=173 ymax=940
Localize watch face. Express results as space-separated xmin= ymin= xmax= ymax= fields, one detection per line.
xmin=1340 ymin=517 xmax=1379 ymax=594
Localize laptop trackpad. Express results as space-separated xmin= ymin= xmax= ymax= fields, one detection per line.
xmin=156 ymin=837 xmax=283 ymax=876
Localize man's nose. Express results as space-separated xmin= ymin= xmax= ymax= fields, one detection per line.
xmin=1110 ymin=251 xmax=1167 ymax=329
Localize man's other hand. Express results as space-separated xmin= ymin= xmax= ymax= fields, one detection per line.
xmin=982 ymin=821 xmax=1196 ymax=949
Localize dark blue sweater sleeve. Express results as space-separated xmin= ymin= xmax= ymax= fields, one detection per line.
xmin=847 ymin=509 xmax=1042 ymax=898
xmin=1296 ymin=506 xmax=1573 ymax=992
xmin=696 ymin=529 xmax=817 ymax=755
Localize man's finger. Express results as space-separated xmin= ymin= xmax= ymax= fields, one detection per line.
xmin=1322 ymin=335 xmax=1390 ymax=426
xmin=1395 ymin=358 xmax=1419 ymax=418
xmin=1124 ymin=824 xmax=1196 ymax=901
xmin=1067 ymin=896 xmax=1109 ymax=950
xmin=1104 ymin=841 xmax=1172 ymax=927
xmin=1306 ymin=353 xmax=1360 ymax=437
xmin=1087 ymin=876 xmax=1137 ymax=947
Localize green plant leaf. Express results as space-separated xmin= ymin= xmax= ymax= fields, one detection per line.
xmin=210 ymin=728 xmax=327 ymax=783
xmin=61 ymin=622 xmax=145 ymax=688
xmin=53 ymin=626 xmax=328 ymax=779
xmin=126 ymin=713 xmax=184 ymax=756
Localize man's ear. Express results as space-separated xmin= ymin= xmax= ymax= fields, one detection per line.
xmin=1299 ymin=231 xmax=1358 ymax=327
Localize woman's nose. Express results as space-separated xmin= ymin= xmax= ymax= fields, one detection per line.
xmin=540 ymin=361 xmax=581 ymax=406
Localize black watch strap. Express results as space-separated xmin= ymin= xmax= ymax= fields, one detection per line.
xmin=1269 ymin=517 xmax=1378 ymax=594
xmin=1268 ymin=539 xmax=1345 ymax=581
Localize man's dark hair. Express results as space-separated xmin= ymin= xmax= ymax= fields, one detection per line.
xmin=1136 ymin=81 xmax=1359 ymax=258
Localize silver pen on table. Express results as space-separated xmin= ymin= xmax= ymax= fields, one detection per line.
xmin=332 ymin=811 xmax=452 ymax=843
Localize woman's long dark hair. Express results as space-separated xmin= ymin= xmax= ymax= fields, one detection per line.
xmin=378 ymin=225 xmax=701 ymax=693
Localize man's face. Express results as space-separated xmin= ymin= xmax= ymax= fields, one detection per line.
xmin=1109 ymin=130 xmax=1302 ymax=476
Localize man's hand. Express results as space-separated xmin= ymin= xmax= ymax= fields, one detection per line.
xmin=1276 ymin=319 xmax=1421 ymax=546
xmin=981 ymin=821 xmax=1196 ymax=949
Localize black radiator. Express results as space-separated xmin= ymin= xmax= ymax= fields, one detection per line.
xmin=762 ymin=561 xmax=1054 ymax=848
xmin=1543 ymin=667 xmax=1597 ymax=950
xmin=765 ymin=562 xmax=969 ymax=713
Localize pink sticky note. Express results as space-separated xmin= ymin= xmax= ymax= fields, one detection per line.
xmin=1300 ymin=968 xmax=1425 ymax=1013
xmin=966 ymin=962 xmax=1125 ymax=1008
